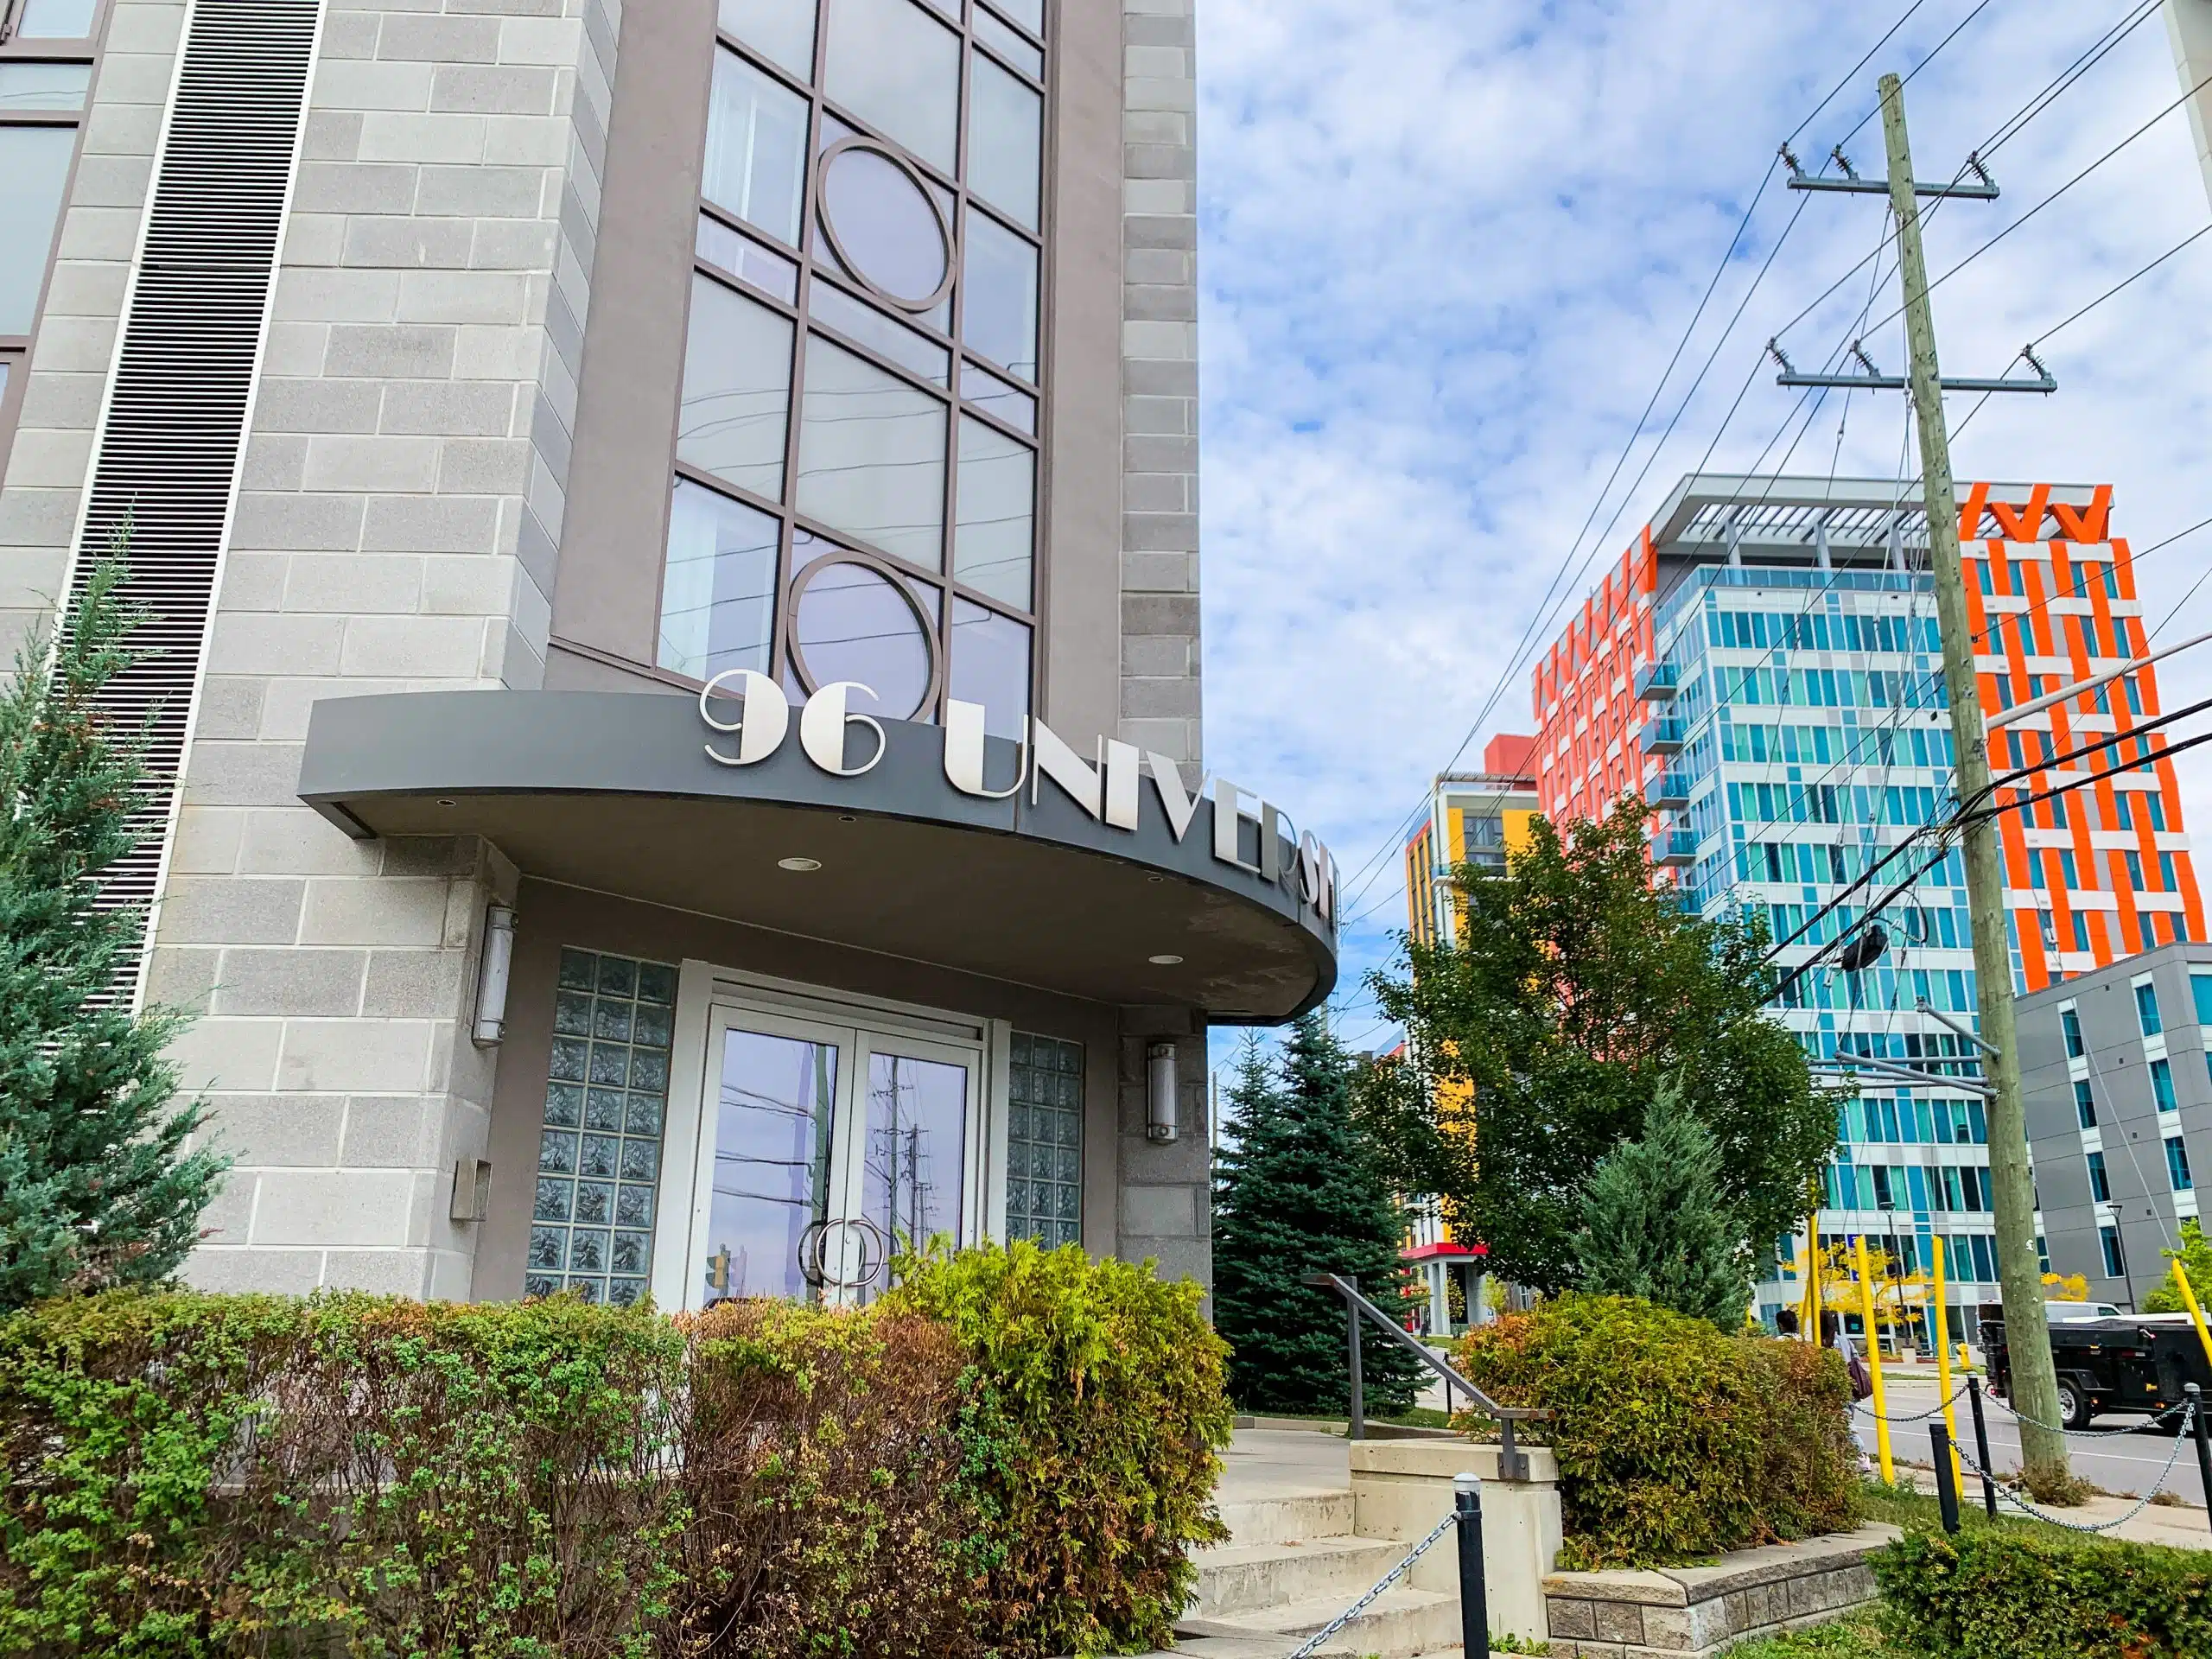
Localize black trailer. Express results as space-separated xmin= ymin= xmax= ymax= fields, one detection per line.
xmin=1987 ymin=1315 xmax=2212 ymax=1431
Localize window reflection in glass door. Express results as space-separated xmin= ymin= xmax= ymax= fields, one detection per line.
xmin=855 ymin=1049 xmax=968 ymax=1300
xmin=702 ymin=1023 xmax=839 ymax=1300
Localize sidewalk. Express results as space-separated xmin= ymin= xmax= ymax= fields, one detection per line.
xmin=1882 ymin=1461 xmax=2212 ymax=1551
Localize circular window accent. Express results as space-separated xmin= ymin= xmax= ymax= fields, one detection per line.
xmin=817 ymin=139 xmax=955 ymax=313
xmin=789 ymin=556 xmax=941 ymax=721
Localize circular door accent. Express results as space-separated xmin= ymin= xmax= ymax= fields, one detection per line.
xmin=788 ymin=556 xmax=943 ymax=721
xmin=817 ymin=138 xmax=956 ymax=313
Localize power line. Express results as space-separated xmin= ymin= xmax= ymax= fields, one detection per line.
xmin=2031 ymin=222 xmax=2212 ymax=352
xmin=1332 ymin=0 xmax=1974 ymax=918
xmin=1865 ymin=67 xmax=2212 ymax=336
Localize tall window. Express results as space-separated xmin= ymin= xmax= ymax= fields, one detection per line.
xmin=2100 ymin=1224 xmax=2126 ymax=1280
xmin=2061 ymin=1006 xmax=2084 ymax=1058
xmin=2166 ymin=1135 xmax=2194 ymax=1193
xmin=663 ymin=0 xmax=1046 ymax=741
xmin=2073 ymin=1078 xmax=2095 ymax=1129
xmin=2151 ymin=1056 xmax=2177 ymax=1113
xmin=0 ymin=0 xmax=100 ymax=476
xmin=2086 ymin=1150 xmax=2109 ymax=1204
xmin=2137 ymin=980 xmax=2164 ymax=1037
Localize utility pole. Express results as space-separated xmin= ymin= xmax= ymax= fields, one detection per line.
xmin=1879 ymin=73 xmax=2070 ymax=1486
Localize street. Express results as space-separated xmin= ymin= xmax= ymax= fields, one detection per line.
xmin=1863 ymin=1375 xmax=2210 ymax=1510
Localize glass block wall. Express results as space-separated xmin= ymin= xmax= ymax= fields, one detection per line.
xmin=529 ymin=950 xmax=679 ymax=1304
xmin=1005 ymin=1032 xmax=1081 ymax=1247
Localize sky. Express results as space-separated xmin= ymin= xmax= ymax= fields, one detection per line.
xmin=1192 ymin=0 xmax=2212 ymax=1077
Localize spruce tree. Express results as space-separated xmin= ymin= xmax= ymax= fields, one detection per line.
xmin=1212 ymin=1018 xmax=1427 ymax=1414
xmin=0 ymin=558 xmax=229 ymax=1308
xmin=1574 ymin=1077 xmax=1750 ymax=1329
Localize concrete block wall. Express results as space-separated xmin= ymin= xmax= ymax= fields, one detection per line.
xmin=1119 ymin=0 xmax=1201 ymax=766
xmin=1116 ymin=1021 xmax=1211 ymax=1294
xmin=148 ymin=0 xmax=620 ymax=1297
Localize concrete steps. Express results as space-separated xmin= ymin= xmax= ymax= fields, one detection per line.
xmin=1203 ymin=1586 xmax=1464 ymax=1656
xmin=1185 ymin=1474 xmax=1464 ymax=1658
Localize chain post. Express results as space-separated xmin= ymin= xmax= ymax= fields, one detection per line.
xmin=2190 ymin=1386 xmax=2212 ymax=1541
xmin=1346 ymin=1294 xmax=1363 ymax=1442
xmin=1931 ymin=1424 xmax=1962 ymax=1534
xmin=1455 ymin=1472 xmax=1489 ymax=1657
xmin=1967 ymin=1376 xmax=1998 ymax=1520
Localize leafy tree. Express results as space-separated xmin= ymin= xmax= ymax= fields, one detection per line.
xmin=1212 ymin=1019 xmax=1427 ymax=1414
xmin=1576 ymin=1078 xmax=1750 ymax=1328
xmin=1356 ymin=798 xmax=1839 ymax=1297
xmin=0 ymin=559 xmax=228 ymax=1308
xmin=2144 ymin=1218 xmax=2212 ymax=1314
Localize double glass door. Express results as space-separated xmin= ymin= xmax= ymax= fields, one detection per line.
xmin=685 ymin=1002 xmax=980 ymax=1306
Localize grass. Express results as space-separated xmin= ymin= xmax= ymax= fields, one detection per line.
xmin=1854 ymin=1475 xmax=2041 ymax=1536
xmin=1720 ymin=1611 xmax=1894 ymax=1656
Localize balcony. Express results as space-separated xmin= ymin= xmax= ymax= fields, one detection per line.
xmin=1649 ymin=770 xmax=1693 ymax=809
xmin=1654 ymin=829 xmax=1700 ymax=868
xmin=1635 ymin=662 xmax=1681 ymax=701
xmin=1638 ymin=715 xmax=1687 ymax=754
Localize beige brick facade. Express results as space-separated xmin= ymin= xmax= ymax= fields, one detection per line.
xmin=0 ymin=0 xmax=621 ymax=1298
xmin=1120 ymin=0 xmax=1201 ymax=766
xmin=174 ymin=0 xmax=615 ymax=1296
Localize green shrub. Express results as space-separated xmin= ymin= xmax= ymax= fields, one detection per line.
xmin=671 ymin=1296 xmax=980 ymax=1658
xmin=889 ymin=1239 xmax=1235 ymax=1657
xmin=0 ymin=1261 xmax=1229 ymax=1658
xmin=0 ymin=1288 xmax=688 ymax=1659
xmin=1876 ymin=1528 xmax=2212 ymax=1657
xmin=1454 ymin=1294 xmax=1857 ymax=1568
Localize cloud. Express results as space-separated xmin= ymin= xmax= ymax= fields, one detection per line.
xmin=1195 ymin=0 xmax=2212 ymax=1058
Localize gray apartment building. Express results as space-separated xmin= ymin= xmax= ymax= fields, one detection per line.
xmin=0 ymin=0 xmax=1338 ymax=1309
xmin=2018 ymin=942 xmax=2212 ymax=1307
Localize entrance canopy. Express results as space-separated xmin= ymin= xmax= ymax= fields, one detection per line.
xmin=297 ymin=690 xmax=1337 ymax=1022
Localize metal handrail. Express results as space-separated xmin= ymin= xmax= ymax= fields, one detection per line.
xmin=1303 ymin=1272 xmax=1548 ymax=1480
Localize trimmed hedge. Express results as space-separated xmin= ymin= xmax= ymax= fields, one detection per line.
xmin=888 ymin=1239 xmax=1235 ymax=1656
xmin=0 ymin=1243 xmax=1230 ymax=1658
xmin=1876 ymin=1529 xmax=2212 ymax=1657
xmin=1455 ymin=1294 xmax=1858 ymax=1568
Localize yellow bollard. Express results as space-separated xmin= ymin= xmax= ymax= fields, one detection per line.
xmin=1931 ymin=1238 xmax=1963 ymax=1493
xmin=1856 ymin=1234 xmax=1894 ymax=1484
xmin=2176 ymin=1261 xmax=2212 ymax=1376
xmin=1804 ymin=1214 xmax=1822 ymax=1334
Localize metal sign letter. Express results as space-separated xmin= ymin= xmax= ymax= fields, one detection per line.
xmin=1102 ymin=738 xmax=1141 ymax=830
xmin=1031 ymin=719 xmax=1103 ymax=818
xmin=1213 ymin=779 xmax=1262 ymax=874
xmin=700 ymin=669 xmax=790 ymax=766
xmin=943 ymin=697 xmax=1027 ymax=798
xmin=799 ymin=682 xmax=887 ymax=778
xmin=1147 ymin=753 xmax=1207 ymax=842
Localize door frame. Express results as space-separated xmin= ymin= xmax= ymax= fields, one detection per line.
xmin=655 ymin=959 xmax=1011 ymax=1311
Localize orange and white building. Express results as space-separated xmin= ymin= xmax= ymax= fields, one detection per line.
xmin=1531 ymin=474 xmax=2203 ymax=1327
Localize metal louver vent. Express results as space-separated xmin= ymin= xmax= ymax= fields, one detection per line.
xmin=60 ymin=0 xmax=321 ymax=997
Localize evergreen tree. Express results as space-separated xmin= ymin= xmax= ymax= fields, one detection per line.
xmin=0 ymin=559 xmax=228 ymax=1308
xmin=1212 ymin=1018 xmax=1427 ymax=1414
xmin=1574 ymin=1078 xmax=1751 ymax=1329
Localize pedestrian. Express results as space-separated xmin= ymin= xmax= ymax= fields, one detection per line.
xmin=1776 ymin=1307 xmax=1801 ymax=1339
xmin=1824 ymin=1311 xmax=1878 ymax=1473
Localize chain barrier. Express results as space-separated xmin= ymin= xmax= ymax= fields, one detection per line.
xmin=1985 ymin=1394 xmax=2193 ymax=1440
xmin=1284 ymin=1507 xmax=1459 ymax=1659
xmin=1949 ymin=1402 xmax=2199 ymax=1535
xmin=1849 ymin=1383 xmax=1969 ymax=1426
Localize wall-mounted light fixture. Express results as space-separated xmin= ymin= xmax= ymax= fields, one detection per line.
xmin=1147 ymin=1041 xmax=1179 ymax=1143
xmin=473 ymin=903 xmax=518 ymax=1046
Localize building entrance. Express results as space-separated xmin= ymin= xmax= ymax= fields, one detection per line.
xmin=676 ymin=995 xmax=984 ymax=1308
